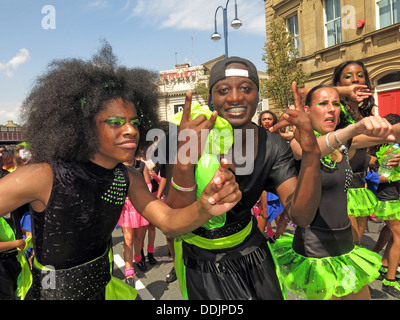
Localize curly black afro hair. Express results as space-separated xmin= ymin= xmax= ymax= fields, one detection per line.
xmin=20 ymin=41 xmax=160 ymax=164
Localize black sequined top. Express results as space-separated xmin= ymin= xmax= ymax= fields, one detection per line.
xmin=30 ymin=161 xmax=129 ymax=269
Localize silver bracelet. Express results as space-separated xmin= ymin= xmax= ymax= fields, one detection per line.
xmin=334 ymin=130 xmax=345 ymax=146
xmin=326 ymin=131 xmax=336 ymax=151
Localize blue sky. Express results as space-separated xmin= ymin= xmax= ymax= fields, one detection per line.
xmin=0 ymin=0 xmax=267 ymax=125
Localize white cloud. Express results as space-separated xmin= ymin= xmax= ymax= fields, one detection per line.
xmin=0 ymin=101 xmax=22 ymax=125
xmin=88 ymin=1 xmax=109 ymax=9
xmin=127 ymin=0 xmax=265 ymax=35
xmin=122 ymin=0 xmax=131 ymax=11
xmin=0 ymin=48 xmax=30 ymax=78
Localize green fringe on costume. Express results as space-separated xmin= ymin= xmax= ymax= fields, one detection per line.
xmin=375 ymin=199 xmax=400 ymax=221
xmin=347 ymin=187 xmax=377 ymax=217
xmin=273 ymin=233 xmax=381 ymax=300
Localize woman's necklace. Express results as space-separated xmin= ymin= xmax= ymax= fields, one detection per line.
xmin=314 ymin=131 xmax=339 ymax=169
xmin=339 ymin=103 xmax=355 ymax=124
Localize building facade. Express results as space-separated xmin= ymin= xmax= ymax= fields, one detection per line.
xmin=0 ymin=120 xmax=23 ymax=145
xmin=158 ymin=62 xmax=209 ymax=122
xmin=265 ymin=0 xmax=400 ymax=116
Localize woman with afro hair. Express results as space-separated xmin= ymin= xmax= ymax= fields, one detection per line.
xmin=0 ymin=43 xmax=241 ymax=300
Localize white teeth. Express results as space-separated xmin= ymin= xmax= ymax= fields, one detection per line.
xmin=228 ymin=108 xmax=246 ymax=113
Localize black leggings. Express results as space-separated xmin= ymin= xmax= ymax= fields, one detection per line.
xmin=0 ymin=255 xmax=21 ymax=300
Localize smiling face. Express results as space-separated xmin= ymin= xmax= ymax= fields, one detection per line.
xmin=304 ymin=87 xmax=341 ymax=135
xmin=91 ymin=98 xmax=140 ymax=169
xmin=337 ymin=63 xmax=366 ymax=87
xmin=211 ymin=63 xmax=259 ymax=129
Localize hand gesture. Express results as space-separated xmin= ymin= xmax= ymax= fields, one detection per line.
xmin=270 ymin=82 xmax=318 ymax=154
xmin=177 ymin=90 xmax=218 ymax=164
xmin=199 ymin=158 xmax=241 ymax=216
xmin=354 ymin=116 xmax=393 ymax=139
xmin=345 ymin=84 xmax=372 ymax=102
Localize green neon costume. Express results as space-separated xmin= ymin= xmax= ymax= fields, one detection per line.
xmin=0 ymin=216 xmax=31 ymax=300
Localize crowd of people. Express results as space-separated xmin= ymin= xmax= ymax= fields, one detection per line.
xmin=1 ymin=42 xmax=400 ymax=301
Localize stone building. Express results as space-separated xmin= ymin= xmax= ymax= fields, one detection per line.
xmin=0 ymin=120 xmax=23 ymax=145
xmin=265 ymin=0 xmax=400 ymax=116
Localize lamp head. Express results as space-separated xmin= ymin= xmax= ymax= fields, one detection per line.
xmin=231 ymin=18 xmax=242 ymax=30
xmin=211 ymin=32 xmax=221 ymax=42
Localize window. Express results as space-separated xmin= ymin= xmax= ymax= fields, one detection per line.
xmin=174 ymin=104 xmax=184 ymax=114
xmin=377 ymin=71 xmax=400 ymax=85
xmin=324 ymin=0 xmax=342 ymax=47
xmin=287 ymin=14 xmax=300 ymax=55
xmin=378 ymin=0 xmax=400 ymax=28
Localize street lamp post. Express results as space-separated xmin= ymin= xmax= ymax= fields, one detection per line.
xmin=211 ymin=0 xmax=242 ymax=57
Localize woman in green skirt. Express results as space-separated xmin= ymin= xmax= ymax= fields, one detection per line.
xmin=370 ymin=113 xmax=400 ymax=299
xmin=273 ymin=85 xmax=396 ymax=300
xmin=333 ymin=61 xmax=381 ymax=243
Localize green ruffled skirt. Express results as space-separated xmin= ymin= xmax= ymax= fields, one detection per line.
xmin=375 ymin=199 xmax=400 ymax=221
xmin=273 ymin=233 xmax=381 ymax=300
xmin=347 ymin=187 xmax=377 ymax=217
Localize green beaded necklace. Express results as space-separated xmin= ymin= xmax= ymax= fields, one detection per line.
xmin=314 ymin=130 xmax=339 ymax=169
xmin=340 ymin=103 xmax=355 ymax=124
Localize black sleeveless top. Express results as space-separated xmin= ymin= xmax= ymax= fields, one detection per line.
xmin=348 ymin=148 xmax=368 ymax=189
xmin=30 ymin=161 xmax=129 ymax=269
xmin=293 ymin=151 xmax=355 ymax=258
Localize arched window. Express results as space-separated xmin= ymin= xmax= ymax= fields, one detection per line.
xmin=377 ymin=71 xmax=400 ymax=85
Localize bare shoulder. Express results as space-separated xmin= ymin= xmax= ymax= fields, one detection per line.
xmin=126 ymin=165 xmax=145 ymax=184
xmin=126 ymin=165 xmax=150 ymax=193
xmin=2 ymin=162 xmax=52 ymax=180
xmin=12 ymin=163 xmax=53 ymax=184
xmin=0 ymin=163 xmax=54 ymax=215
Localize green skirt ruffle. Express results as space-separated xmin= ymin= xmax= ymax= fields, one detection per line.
xmin=347 ymin=187 xmax=377 ymax=217
xmin=375 ymin=199 xmax=400 ymax=220
xmin=272 ymin=233 xmax=381 ymax=300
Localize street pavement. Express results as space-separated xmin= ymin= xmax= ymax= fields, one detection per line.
xmin=111 ymin=218 xmax=397 ymax=300
xmin=112 ymin=226 xmax=182 ymax=300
